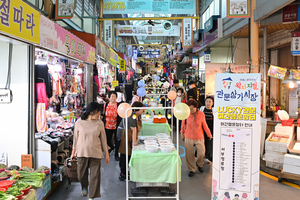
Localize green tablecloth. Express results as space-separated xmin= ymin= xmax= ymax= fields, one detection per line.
xmin=140 ymin=122 xmax=171 ymax=136
xmin=129 ymin=149 xmax=181 ymax=183
xmin=146 ymin=109 xmax=165 ymax=115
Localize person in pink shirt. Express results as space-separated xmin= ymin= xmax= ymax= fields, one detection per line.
xmin=180 ymin=99 xmax=213 ymax=177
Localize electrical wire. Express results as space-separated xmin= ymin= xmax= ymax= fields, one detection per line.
xmin=0 ymin=43 xmax=13 ymax=90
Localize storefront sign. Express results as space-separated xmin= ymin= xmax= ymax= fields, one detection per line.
xmin=0 ymin=152 xmax=7 ymax=165
xmin=21 ymin=154 xmax=32 ymax=168
xmin=292 ymin=69 xmax=300 ymax=80
xmin=133 ymin=49 xmax=138 ymax=60
xmin=192 ymin=56 xmax=198 ymax=67
xmin=227 ymin=0 xmax=250 ymax=18
xmin=0 ymin=0 xmax=40 ymax=44
xmin=112 ymin=81 xmax=119 ymax=89
xmin=267 ymin=65 xmax=287 ymax=80
xmin=213 ymin=73 xmax=260 ymax=200
xmin=127 ymin=45 xmax=132 ymax=57
xmin=282 ymin=4 xmax=299 ymax=23
xmin=43 ymin=175 xmax=51 ymax=196
xmin=40 ymin=15 xmax=95 ymax=64
xmin=204 ymin=53 xmax=211 ymax=63
xmin=55 ymin=0 xmax=77 ymax=19
xmin=104 ymin=20 xmax=114 ymax=47
xmin=119 ymin=59 xmax=125 ymax=73
xmin=117 ymin=25 xmax=180 ymax=36
xmin=110 ymin=48 xmax=119 ymax=66
xmin=95 ymin=36 xmax=109 ymax=60
xmin=182 ymin=18 xmax=193 ymax=47
xmin=138 ymin=50 xmax=160 ymax=55
xmin=291 ymin=31 xmax=300 ymax=55
xmin=205 ymin=64 xmax=249 ymax=97
xmin=103 ymin=0 xmax=196 ymax=14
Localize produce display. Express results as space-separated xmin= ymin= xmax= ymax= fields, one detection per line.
xmin=0 ymin=171 xmax=9 ymax=178
xmin=35 ymin=166 xmax=49 ymax=173
xmin=0 ymin=191 xmax=16 ymax=200
xmin=6 ymin=166 xmax=20 ymax=171
xmin=9 ymin=170 xmax=46 ymax=188
xmin=5 ymin=187 xmax=22 ymax=196
xmin=21 ymin=167 xmax=34 ymax=172
xmin=0 ymin=164 xmax=6 ymax=169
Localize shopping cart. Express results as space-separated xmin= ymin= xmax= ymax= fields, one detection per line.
xmin=64 ymin=158 xmax=79 ymax=189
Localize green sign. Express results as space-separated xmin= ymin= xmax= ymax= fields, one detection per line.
xmin=43 ymin=175 xmax=51 ymax=196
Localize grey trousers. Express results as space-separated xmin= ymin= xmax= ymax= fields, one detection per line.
xmin=77 ymin=157 xmax=101 ymax=198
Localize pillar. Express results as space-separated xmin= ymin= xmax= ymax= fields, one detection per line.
xmin=99 ymin=0 xmax=103 ymax=40
xmin=196 ymin=0 xmax=200 ymax=29
xmin=250 ymin=0 xmax=259 ymax=73
xmin=262 ymin=26 xmax=267 ymax=118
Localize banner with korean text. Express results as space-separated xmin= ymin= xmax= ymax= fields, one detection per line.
xmin=0 ymin=0 xmax=40 ymax=44
xmin=212 ymin=73 xmax=260 ymax=200
xmin=182 ymin=18 xmax=193 ymax=47
xmin=104 ymin=20 xmax=114 ymax=48
xmin=40 ymin=15 xmax=95 ymax=64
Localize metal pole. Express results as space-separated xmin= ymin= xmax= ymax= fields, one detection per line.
xmin=176 ymin=118 xmax=180 ymax=200
xmin=125 ymin=108 xmax=129 ymax=200
xmin=263 ymin=26 xmax=267 ymax=118
xmin=99 ymin=0 xmax=103 ymax=40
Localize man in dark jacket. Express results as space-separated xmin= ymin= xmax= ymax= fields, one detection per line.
xmin=187 ymin=80 xmax=203 ymax=108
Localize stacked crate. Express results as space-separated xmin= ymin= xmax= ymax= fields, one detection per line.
xmin=265 ymin=124 xmax=294 ymax=170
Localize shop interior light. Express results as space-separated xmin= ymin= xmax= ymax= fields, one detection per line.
xmin=283 ymin=70 xmax=300 ymax=88
xmin=35 ymin=57 xmax=47 ymax=65
xmin=146 ymin=112 xmax=149 ymax=119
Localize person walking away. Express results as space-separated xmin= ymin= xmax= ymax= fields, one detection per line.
xmin=103 ymin=91 xmax=122 ymax=161
xmin=200 ymin=96 xmax=214 ymax=163
xmin=118 ymin=101 xmax=144 ymax=181
xmin=187 ymin=80 xmax=203 ymax=108
xmin=71 ymin=102 xmax=110 ymax=200
xmin=180 ymin=99 xmax=212 ymax=177
xmin=115 ymin=86 xmax=126 ymax=103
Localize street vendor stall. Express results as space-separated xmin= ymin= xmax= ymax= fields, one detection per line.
xmin=117 ymin=98 xmax=190 ymax=199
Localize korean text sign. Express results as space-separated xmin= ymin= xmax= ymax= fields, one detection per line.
xmin=40 ymin=15 xmax=95 ymax=64
xmin=0 ymin=0 xmax=40 ymax=44
xmin=212 ymin=73 xmax=260 ymax=200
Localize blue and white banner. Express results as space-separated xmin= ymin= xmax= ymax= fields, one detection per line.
xmin=212 ymin=73 xmax=260 ymax=200
xmin=103 ymin=0 xmax=196 ymax=14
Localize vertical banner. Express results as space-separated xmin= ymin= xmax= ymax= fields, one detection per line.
xmin=119 ymin=59 xmax=126 ymax=73
xmin=104 ymin=20 xmax=114 ymax=48
xmin=55 ymin=0 xmax=77 ymax=19
xmin=212 ymin=73 xmax=260 ymax=200
xmin=182 ymin=18 xmax=193 ymax=47
xmin=192 ymin=56 xmax=198 ymax=67
xmin=227 ymin=0 xmax=250 ymax=18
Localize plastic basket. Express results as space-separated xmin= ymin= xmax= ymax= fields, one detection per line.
xmin=280 ymin=119 xmax=294 ymax=126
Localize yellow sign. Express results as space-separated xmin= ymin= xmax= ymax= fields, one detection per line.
xmin=25 ymin=189 xmax=37 ymax=200
xmin=119 ymin=59 xmax=125 ymax=72
xmin=0 ymin=0 xmax=40 ymax=44
xmin=112 ymin=81 xmax=119 ymax=89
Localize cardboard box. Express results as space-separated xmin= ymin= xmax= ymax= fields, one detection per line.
xmin=265 ymin=152 xmax=285 ymax=163
xmin=265 ymin=132 xmax=293 ymax=153
xmin=283 ymin=154 xmax=300 ymax=175
xmin=275 ymin=124 xmax=295 ymax=136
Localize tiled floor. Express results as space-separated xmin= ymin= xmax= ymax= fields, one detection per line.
xmin=47 ymin=138 xmax=300 ymax=200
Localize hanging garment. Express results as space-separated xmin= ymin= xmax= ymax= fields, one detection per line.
xmin=35 ymin=64 xmax=52 ymax=98
xmin=36 ymin=103 xmax=47 ymax=133
xmin=36 ymin=82 xmax=48 ymax=108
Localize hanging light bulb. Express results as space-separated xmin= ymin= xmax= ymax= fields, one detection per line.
xmin=145 ymin=97 xmax=148 ymax=101
xmin=158 ymin=112 xmax=162 ymax=119
xmin=151 ymin=97 xmax=154 ymax=101
xmin=132 ymin=112 xmax=137 ymax=119
xmin=146 ymin=112 xmax=149 ymax=119
xmin=167 ymin=113 xmax=172 ymax=119
xmin=166 ymin=98 xmax=169 ymax=101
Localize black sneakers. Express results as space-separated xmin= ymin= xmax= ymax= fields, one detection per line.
xmin=198 ymin=167 xmax=204 ymax=173
xmin=188 ymin=171 xmax=195 ymax=177
xmin=119 ymin=173 xmax=130 ymax=181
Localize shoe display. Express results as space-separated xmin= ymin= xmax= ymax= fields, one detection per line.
xmin=188 ymin=171 xmax=195 ymax=177
xmin=82 ymin=188 xmax=88 ymax=196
